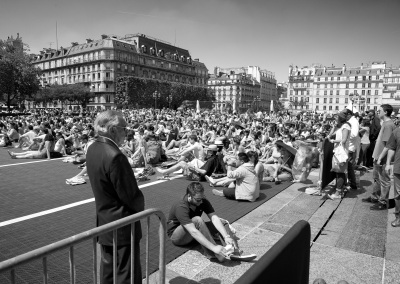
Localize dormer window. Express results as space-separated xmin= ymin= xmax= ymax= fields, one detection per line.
xmin=158 ymin=49 xmax=164 ymax=57
xmin=141 ymin=45 xmax=147 ymax=53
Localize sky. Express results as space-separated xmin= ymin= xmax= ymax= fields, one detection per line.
xmin=1 ymin=0 xmax=399 ymax=82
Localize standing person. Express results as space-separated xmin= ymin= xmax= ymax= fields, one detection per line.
xmin=86 ymin=110 xmax=145 ymax=284
xmin=386 ymin=129 xmax=400 ymax=227
xmin=328 ymin=113 xmax=350 ymax=199
xmin=358 ymin=120 xmax=370 ymax=167
xmin=343 ymin=109 xmax=360 ymax=190
xmin=363 ymin=105 xmax=396 ymax=210
xmin=366 ymin=110 xmax=381 ymax=168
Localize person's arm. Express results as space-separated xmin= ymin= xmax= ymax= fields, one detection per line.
xmin=227 ymin=166 xmax=245 ymax=179
xmin=386 ymin=149 xmax=395 ymax=176
xmin=180 ymin=144 xmax=195 ymax=156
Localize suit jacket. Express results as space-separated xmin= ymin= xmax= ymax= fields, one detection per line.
xmin=86 ymin=136 xmax=145 ymax=246
xmin=369 ymin=116 xmax=381 ymax=142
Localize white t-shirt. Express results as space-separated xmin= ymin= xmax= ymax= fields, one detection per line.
xmin=21 ymin=130 xmax=37 ymax=143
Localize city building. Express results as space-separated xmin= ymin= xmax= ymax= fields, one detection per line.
xmin=287 ymin=62 xmax=392 ymax=113
xmin=211 ymin=66 xmax=277 ymax=111
xmin=30 ymin=33 xmax=208 ymax=110
xmin=208 ymin=71 xmax=261 ymax=113
xmin=382 ymin=67 xmax=400 ymax=113
xmin=277 ymin=82 xmax=290 ymax=109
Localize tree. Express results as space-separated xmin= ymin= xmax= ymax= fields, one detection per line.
xmin=0 ymin=36 xmax=41 ymax=111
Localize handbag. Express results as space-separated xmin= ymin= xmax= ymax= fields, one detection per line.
xmin=333 ymin=144 xmax=348 ymax=164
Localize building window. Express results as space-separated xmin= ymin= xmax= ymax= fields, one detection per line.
xmin=375 ymin=90 xmax=378 ymax=95
xmin=362 ymin=90 xmax=365 ymax=95
xmin=329 ymin=106 xmax=332 ymax=110
xmin=329 ymin=98 xmax=332 ymax=103
xmin=355 ymin=76 xmax=358 ymax=81
xmin=316 ymin=98 xmax=319 ymax=103
xmin=323 ymin=106 xmax=326 ymax=110
xmin=324 ymin=91 xmax=327 ymax=95
xmin=345 ymin=98 xmax=348 ymax=103
xmin=367 ymin=98 xmax=370 ymax=103
xmin=316 ymin=106 xmax=319 ymax=110
xmin=324 ymin=98 xmax=327 ymax=103
xmin=330 ymin=90 xmax=333 ymax=95
xmin=336 ymin=90 xmax=339 ymax=95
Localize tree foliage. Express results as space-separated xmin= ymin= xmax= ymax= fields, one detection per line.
xmin=115 ymin=76 xmax=214 ymax=109
xmin=0 ymin=37 xmax=41 ymax=110
xmin=33 ymin=83 xmax=95 ymax=108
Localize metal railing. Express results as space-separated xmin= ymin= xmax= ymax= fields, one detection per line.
xmin=0 ymin=208 xmax=166 ymax=284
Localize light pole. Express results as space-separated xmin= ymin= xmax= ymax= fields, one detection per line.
xmin=168 ymin=94 xmax=173 ymax=109
xmin=152 ymin=90 xmax=160 ymax=109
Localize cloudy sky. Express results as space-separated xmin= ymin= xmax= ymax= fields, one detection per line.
xmin=1 ymin=0 xmax=399 ymax=81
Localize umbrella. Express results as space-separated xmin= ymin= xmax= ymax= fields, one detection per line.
xmin=270 ymin=100 xmax=274 ymax=113
xmin=196 ymin=100 xmax=200 ymax=113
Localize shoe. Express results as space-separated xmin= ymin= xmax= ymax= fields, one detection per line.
xmin=362 ymin=197 xmax=378 ymax=203
xmin=391 ymin=218 xmax=400 ymax=227
xmin=370 ymin=203 xmax=387 ymax=210
xmin=328 ymin=193 xmax=342 ymax=200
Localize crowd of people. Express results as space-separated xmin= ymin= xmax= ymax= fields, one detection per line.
xmin=2 ymin=105 xmax=400 ymax=283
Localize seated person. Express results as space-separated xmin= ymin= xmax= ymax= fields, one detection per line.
xmin=157 ymin=144 xmax=219 ymax=180
xmin=207 ymin=153 xmax=260 ymax=202
xmin=0 ymin=134 xmax=12 ymax=147
xmin=146 ymin=134 xmax=162 ymax=164
xmin=54 ymin=132 xmax=66 ymax=156
xmin=247 ymin=151 xmax=264 ymax=184
xmin=174 ymin=134 xmax=204 ymax=162
xmin=167 ymin=182 xmax=234 ymax=262
xmin=15 ymin=125 xmax=40 ymax=149
xmin=8 ymin=128 xmax=55 ymax=159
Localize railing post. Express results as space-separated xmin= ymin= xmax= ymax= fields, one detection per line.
xmin=130 ymin=223 xmax=135 ymax=284
xmin=158 ymin=216 xmax=166 ymax=284
xmin=146 ymin=216 xmax=150 ymax=284
xmin=92 ymin=238 xmax=97 ymax=284
xmin=113 ymin=230 xmax=118 ymax=284
xmin=42 ymin=257 xmax=48 ymax=284
xmin=69 ymin=246 xmax=75 ymax=284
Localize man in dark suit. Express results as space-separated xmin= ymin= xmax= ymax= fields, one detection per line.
xmin=86 ymin=110 xmax=145 ymax=284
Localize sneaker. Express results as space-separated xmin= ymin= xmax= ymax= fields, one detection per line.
xmin=391 ymin=218 xmax=400 ymax=227
xmin=212 ymin=189 xmax=224 ymax=197
xmin=328 ymin=193 xmax=342 ymax=200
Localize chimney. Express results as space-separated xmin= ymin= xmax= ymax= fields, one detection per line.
xmin=289 ymin=65 xmax=293 ymax=75
xmin=86 ymin=38 xmax=93 ymax=43
xmin=194 ymin=58 xmax=199 ymax=61
xmin=71 ymin=42 xmax=79 ymax=47
xmin=323 ymin=66 xmax=326 ymax=73
xmin=101 ymin=34 xmax=108 ymax=39
xmin=342 ymin=64 xmax=346 ymax=72
xmin=40 ymin=51 xmax=45 ymax=55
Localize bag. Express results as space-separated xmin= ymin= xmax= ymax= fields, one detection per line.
xmin=333 ymin=145 xmax=348 ymax=164
xmin=331 ymin=155 xmax=347 ymax=173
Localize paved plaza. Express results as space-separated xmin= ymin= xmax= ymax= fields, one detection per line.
xmin=0 ymin=147 xmax=400 ymax=284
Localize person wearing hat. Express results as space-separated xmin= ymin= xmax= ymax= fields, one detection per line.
xmin=157 ymin=144 xmax=220 ymax=181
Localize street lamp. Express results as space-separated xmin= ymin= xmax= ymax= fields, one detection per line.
xmin=152 ymin=90 xmax=160 ymax=109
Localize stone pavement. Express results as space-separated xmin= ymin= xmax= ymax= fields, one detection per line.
xmin=146 ymin=169 xmax=400 ymax=284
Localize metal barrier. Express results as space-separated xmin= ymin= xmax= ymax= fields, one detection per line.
xmin=0 ymin=208 xmax=166 ymax=284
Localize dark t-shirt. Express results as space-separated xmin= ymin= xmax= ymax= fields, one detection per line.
xmin=386 ymin=128 xmax=400 ymax=174
xmin=165 ymin=127 xmax=178 ymax=146
xmin=167 ymin=195 xmax=215 ymax=237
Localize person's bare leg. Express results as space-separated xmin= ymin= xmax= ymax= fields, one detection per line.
xmin=157 ymin=161 xmax=186 ymax=175
xmin=75 ymin=167 xmax=87 ymax=177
